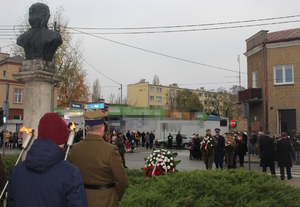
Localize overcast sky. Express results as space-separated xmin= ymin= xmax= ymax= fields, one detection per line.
xmin=2 ymin=0 xmax=300 ymax=102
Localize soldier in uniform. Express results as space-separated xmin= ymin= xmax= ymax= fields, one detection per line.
xmin=70 ymin=110 xmax=127 ymax=207
xmin=202 ymin=129 xmax=218 ymax=170
xmin=115 ymin=132 xmax=127 ymax=168
xmin=214 ymin=128 xmax=225 ymax=170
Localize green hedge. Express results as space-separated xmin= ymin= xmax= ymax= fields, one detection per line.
xmin=123 ymin=168 xmax=300 ymax=207
xmin=2 ymin=155 xmax=300 ymax=207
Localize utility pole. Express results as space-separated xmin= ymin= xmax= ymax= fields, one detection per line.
xmin=2 ymin=83 xmax=9 ymax=156
xmin=237 ymin=55 xmax=241 ymax=91
xmin=121 ymin=84 xmax=122 ymax=104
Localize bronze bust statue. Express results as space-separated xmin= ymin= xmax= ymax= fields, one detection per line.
xmin=17 ymin=3 xmax=62 ymax=62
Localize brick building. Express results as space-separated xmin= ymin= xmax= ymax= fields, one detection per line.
xmin=240 ymin=28 xmax=300 ymax=137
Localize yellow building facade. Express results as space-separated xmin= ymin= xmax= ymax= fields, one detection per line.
xmin=127 ymin=81 xmax=230 ymax=115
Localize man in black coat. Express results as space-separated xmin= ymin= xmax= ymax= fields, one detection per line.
xmin=141 ymin=131 xmax=146 ymax=147
xmin=214 ymin=128 xmax=225 ymax=170
xmin=277 ymin=133 xmax=296 ymax=180
xmin=149 ymin=131 xmax=155 ymax=149
xmin=259 ymin=132 xmax=276 ymax=175
xmin=250 ymin=131 xmax=257 ymax=155
xmin=176 ymin=131 xmax=182 ymax=149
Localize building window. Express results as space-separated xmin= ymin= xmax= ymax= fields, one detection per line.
xmin=204 ymin=101 xmax=207 ymax=105
xmin=273 ymin=65 xmax=294 ymax=85
xmin=213 ymin=94 xmax=217 ymax=98
xmin=223 ymin=96 xmax=227 ymax=99
xmin=170 ymin=98 xmax=174 ymax=103
xmin=150 ymin=87 xmax=154 ymax=92
xmin=176 ymin=90 xmax=180 ymax=95
xmin=205 ymin=93 xmax=207 ymax=97
xmin=170 ymin=89 xmax=175 ymax=95
xmin=14 ymin=89 xmax=23 ymax=103
xmin=3 ymin=70 xmax=5 ymax=77
xmin=252 ymin=70 xmax=258 ymax=88
xmin=204 ymin=109 xmax=207 ymax=113
xmin=198 ymin=93 xmax=203 ymax=97
xmin=156 ymin=88 xmax=162 ymax=93
xmin=150 ymin=96 xmax=154 ymax=101
xmin=156 ymin=96 xmax=162 ymax=102
xmin=200 ymin=101 xmax=203 ymax=104
xmin=208 ymin=102 xmax=212 ymax=106
xmin=209 ymin=94 xmax=212 ymax=98
xmin=208 ymin=109 xmax=212 ymax=114
xmin=13 ymin=114 xmax=21 ymax=120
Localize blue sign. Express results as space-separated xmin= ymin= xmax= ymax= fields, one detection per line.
xmin=70 ymin=102 xmax=84 ymax=108
xmin=84 ymin=103 xmax=104 ymax=109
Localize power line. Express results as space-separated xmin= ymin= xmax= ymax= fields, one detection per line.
xmin=66 ymin=19 xmax=300 ymax=35
xmin=68 ymin=27 xmax=246 ymax=74
xmin=66 ymin=14 xmax=300 ymax=30
xmin=63 ymin=40 xmax=121 ymax=86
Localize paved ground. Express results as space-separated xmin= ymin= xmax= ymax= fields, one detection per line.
xmin=125 ymin=146 xmax=300 ymax=187
xmin=2 ymin=146 xmax=300 ymax=187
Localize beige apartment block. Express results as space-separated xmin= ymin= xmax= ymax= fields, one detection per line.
xmin=240 ymin=28 xmax=300 ymax=137
xmin=127 ymin=80 xmax=231 ymax=116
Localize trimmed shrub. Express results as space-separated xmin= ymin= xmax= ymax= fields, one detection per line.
xmin=123 ymin=168 xmax=300 ymax=207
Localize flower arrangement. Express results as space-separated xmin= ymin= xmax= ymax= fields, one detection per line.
xmin=200 ymin=134 xmax=215 ymax=155
xmin=225 ymin=140 xmax=236 ymax=152
xmin=143 ymin=147 xmax=181 ymax=178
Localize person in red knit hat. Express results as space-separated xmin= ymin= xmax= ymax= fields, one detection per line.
xmin=7 ymin=113 xmax=87 ymax=207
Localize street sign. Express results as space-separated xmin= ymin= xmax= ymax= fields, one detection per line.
xmin=230 ymin=120 xmax=237 ymax=128
xmin=70 ymin=102 xmax=84 ymax=109
xmin=84 ymin=103 xmax=104 ymax=109
xmin=64 ymin=119 xmax=70 ymax=126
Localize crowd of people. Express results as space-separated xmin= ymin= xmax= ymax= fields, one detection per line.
xmin=188 ymin=129 xmax=248 ymax=170
xmin=188 ymin=128 xmax=297 ymax=180
xmin=0 ymin=129 xmax=23 ymax=150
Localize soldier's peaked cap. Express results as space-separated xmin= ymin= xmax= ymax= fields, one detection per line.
xmin=84 ymin=110 xmax=107 ymax=126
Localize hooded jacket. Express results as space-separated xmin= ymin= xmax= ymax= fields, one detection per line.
xmin=7 ymin=138 xmax=87 ymax=207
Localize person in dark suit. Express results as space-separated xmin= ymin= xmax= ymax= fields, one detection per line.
xmin=259 ymin=132 xmax=276 ymax=175
xmin=176 ymin=131 xmax=182 ymax=149
xmin=214 ymin=128 xmax=225 ymax=170
xmin=276 ymin=133 xmax=296 ymax=180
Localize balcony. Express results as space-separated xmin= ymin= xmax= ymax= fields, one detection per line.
xmin=238 ymin=88 xmax=262 ymax=102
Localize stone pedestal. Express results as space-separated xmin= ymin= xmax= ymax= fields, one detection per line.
xmin=12 ymin=59 xmax=61 ymax=160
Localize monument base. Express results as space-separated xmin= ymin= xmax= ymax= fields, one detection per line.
xmin=12 ymin=60 xmax=61 ymax=160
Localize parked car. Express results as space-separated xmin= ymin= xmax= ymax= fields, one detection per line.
xmin=155 ymin=134 xmax=191 ymax=150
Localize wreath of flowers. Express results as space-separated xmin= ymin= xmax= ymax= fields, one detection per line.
xmin=200 ymin=134 xmax=215 ymax=155
xmin=225 ymin=140 xmax=236 ymax=152
xmin=143 ymin=147 xmax=181 ymax=178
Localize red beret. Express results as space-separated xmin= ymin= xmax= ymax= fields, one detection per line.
xmin=37 ymin=113 xmax=69 ymax=145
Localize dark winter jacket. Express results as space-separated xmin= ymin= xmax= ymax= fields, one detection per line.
xmin=7 ymin=138 xmax=87 ymax=207
xmin=259 ymin=136 xmax=275 ymax=168
xmin=277 ymin=138 xmax=295 ymax=168
xmin=176 ymin=134 xmax=182 ymax=143
xmin=250 ymin=134 xmax=257 ymax=144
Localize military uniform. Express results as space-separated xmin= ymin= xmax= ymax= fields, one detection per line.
xmin=70 ymin=111 xmax=127 ymax=207
xmin=203 ymin=138 xmax=218 ymax=170
xmin=115 ymin=133 xmax=126 ymax=167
